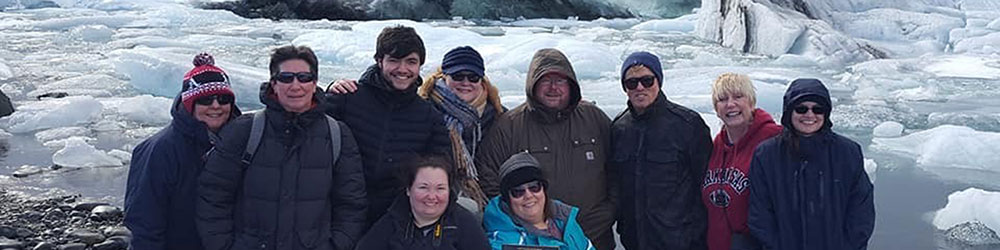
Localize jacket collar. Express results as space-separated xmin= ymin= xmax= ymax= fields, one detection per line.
xmin=360 ymin=64 xmax=421 ymax=106
xmin=169 ymin=93 xmax=240 ymax=144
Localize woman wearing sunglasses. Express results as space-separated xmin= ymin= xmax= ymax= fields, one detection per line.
xmin=483 ymin=152 xmax=595 ymax=250
xmin=747 ymin=78 xmax=875 ymax=250
xmin=125 ymin=53 xmax=240 ymax=250
xmin=327 ymin=46 xmax=507 ymax=215
xmin=701 ymin=73 xmax=782 ymax=250
xmin=356 ymin=156 xmax=490 ymax=250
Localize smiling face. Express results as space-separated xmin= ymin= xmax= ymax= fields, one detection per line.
xmin=624 ymin=65 xmax=659 ymax=112
xmin=271 ymin=59 xmax=316 ymax=113
xmin=407 ymin=167 xmax=449 ymax=222
xmin=445 ymin=71 xmax=484 ymax=103
xmin=378 ymin=52 xmax=422 ymax=90
xmin=791 ymin=101 xmax=826 ymax=136
xmin=192 ymin=99 xmax=231 ymax=132
xmin=533 ymin=73 xmax=571 ymax=110
xmin=714 ymin=91 xmax=754 ymax=129
xmin=509 ymin=181 xmax=546 ymax=225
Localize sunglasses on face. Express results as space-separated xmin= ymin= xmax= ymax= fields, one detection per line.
xmin=793 ymin=105 xmax=829 ymax=115
xmin=509 ymin=181 xmax=544 ymax=199
xmin=624 ymin=75 xmax=656 ymax=90
xmin=195 ymin=94 xmax=234 ymax=106
xmin=449 ymin=73 xmax=482 ymax=83
xmin=272 ymin=72 xmax=316 ymax=84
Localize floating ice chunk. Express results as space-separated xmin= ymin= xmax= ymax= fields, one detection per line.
xmin=873 ymin=121 xmax=904 ymax=138
xmin=33 ymin=15 xmax=138 ymax=31
xmin=631 ymin=19 xmax=696 ymax=33
xmin=864 ymin=158 xmax=877 ymax=183
xmin=0 ymin=60 xmax=11 ymax=80
xmin=3 ymin=96 xmax=103 ymax=133
xmin=35 ymin=127 xmax=90 ymax=143
xmin=871 ymin=125 xmax=1000 ymax=182
xmin=989 ymin=18 xmax=1000 ymax=30
xmin=51 ymin=137 xmax=122 ymax=168
xmin=924 ymin=55 xmax=1000 ymax=80
xmin=25 ymin=74 xmax=126 ymax=98
xmin=673 ymin=51 xmax=734 ymax=68
xmin=70 ymin=25 xmax=113 ymax=42
xmin=953 ymin=33 xmax=1000 ymax=54
xmin=108 ymin=149 xmax=131 ymax=165
xmin=101 ymin=95 xmax=173 ymax=126
xmin=43 ymin=136 xmax=97 ymax=148
xmin=0 ymin=128 xmax=10 ymax=138
xmin=109 ymin=47 xmax=266 ymax=105
xmin=933 ymin=188 xmax=1000 ymax=233
xmin=831 ymin=9 xmax=963 ymax=44
xmin=769 ymin=54 xmax=818 ymax=68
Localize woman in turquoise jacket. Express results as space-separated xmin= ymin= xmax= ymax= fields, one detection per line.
xmin=482 ymin=152 xmax=595 ymax=250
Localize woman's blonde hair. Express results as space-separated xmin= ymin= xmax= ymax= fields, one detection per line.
xmin=711 ymin=73 xmax=756 ymax=108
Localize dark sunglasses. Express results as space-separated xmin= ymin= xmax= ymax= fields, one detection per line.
xmin=195 ymin=94 xmax=234 ymax=106
xmin=624 ymin=75 xmax=656 ymax=90
xmin=509 ymin=181 xmax=544 ymax=199
xmin=449 ymin=73 xmax=481 ymax=83
xmin=272 ymin=72 xmax=316 ymax=84
xmin=793 ymin=105 xmax=829 ymax=115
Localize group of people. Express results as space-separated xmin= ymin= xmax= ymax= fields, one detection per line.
xmin=123 ymin=25 xmax=875 ymax=250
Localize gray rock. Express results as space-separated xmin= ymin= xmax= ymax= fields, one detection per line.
xmin=72 ymin=203 xmax=108 ymax=212
xmin=66 ymin=229 xmax=104 ymax=245
xmin=943 ymin=221 xmax=1000 ymax=249
xmin=68 ymin=211 xmax=85 ymax=218
xmin=21 ymin=211 xmax=43 ymax=221
xmin=32 ymin=242 xmax=55 ymax=250
xmin=56 ymin=243 xmax=85 ymax=250
xmin=90 ymin=206 xmax=121 ymax=220
xmin=92 ymin=239 xmax=125 ymax=250
xmin=44 ymin=209 xmax=66 ymax=221
xmin=106 ymin=236 xmax=129 ymax=244
xmin=15 ymin=227 xmax=33 ymax=237
xmin=0 ymin=238 xmax=23 ymax=249
xmin=101 ymin=227 xmax=129 ymax=238
xmin=0 ymin=226 xmax=14 ymax=238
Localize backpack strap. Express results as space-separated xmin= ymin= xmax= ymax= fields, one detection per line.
xmin=326 ymin=115 xmax=341 ymax=164
xmin=242 ymin=111 xmax=266 ymax=166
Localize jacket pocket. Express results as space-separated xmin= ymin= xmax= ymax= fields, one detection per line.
xmin=297 ymin=229 xmax=333 ymax=249
xmin=644 ymin=149 xmax=680 ymax=185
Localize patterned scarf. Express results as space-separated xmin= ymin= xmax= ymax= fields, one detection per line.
xmin=431 ymin=79 xmax=488 ymax=208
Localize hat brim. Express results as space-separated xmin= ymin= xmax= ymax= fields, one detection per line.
xmin=442 ymin=65 xmax=484 ymax=77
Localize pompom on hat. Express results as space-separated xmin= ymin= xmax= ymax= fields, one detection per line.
xmin=181 ymin=53 xmax=234 ymax=112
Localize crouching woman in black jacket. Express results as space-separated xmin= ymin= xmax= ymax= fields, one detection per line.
xmin=356 ymin=156 xmax=490 ymax=250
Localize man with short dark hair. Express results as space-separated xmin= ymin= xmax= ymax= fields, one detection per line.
xmin=476 ymin=48 xmax=617 ymax=250
xmin=197 ymin=45 xmax=367 ymax=250
xmin=125 ymin=53 xmax=240 ymax=250
xmin=324 ymin=25 xmax=451 ymax=225
xmin=611 ymin=51 xmax=712 ymax=250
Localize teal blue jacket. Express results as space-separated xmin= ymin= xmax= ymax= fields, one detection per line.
xmin=483 ymin=197 xmax=595 ymax=250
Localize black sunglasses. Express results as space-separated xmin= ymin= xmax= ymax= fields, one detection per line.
xmin=449 ymin=73 xmax=481 ymax=83
xmin=509 ymin=181 xmax=544 ymax=199
xmin=195 ymin=94 xmax=234 ymax=106
xmin=793 ymin=105 xmax=829 ymax=115
xmin=624 ymin=75 xmax=656 ymax=90
xmin=272 ymin=72 xmax=316 ymax=84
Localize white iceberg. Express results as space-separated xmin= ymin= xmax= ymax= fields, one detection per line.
xmin=2 ymin=96 xmax=104 ymax=133
xmin=35 ymin=126 xmax=91 ymax=143
xmin=100 ymin=95 xmax=173 ymax=126
xmin=872 ymin=125 xmax=1000 ymax=187
xmin=51 ymin=137 xmax=123 ymax=168
xmin=873 ymin=121 xmax=904 ymax=138
xmin=933 ymin=188 xmax=1000 ymax=233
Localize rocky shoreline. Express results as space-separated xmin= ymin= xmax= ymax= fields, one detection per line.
xmin=0 ymin=190 xmax=129 ymax=250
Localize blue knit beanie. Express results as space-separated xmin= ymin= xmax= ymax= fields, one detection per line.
xmin=620 ymin=51 xmax=663 ymax=91
xmin=441 ymin=46 xmax=485 ymax=77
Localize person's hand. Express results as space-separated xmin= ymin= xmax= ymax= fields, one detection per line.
xmin=326 ymin=79 xmax=358 ymax=94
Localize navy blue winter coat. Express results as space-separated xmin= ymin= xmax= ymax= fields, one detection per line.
xmin=747 ymin=79 xmax=875 ymax=250
xmin=124 ymin=95 xmax=240 ymax=250
xmin=324 ymin=64 xmax=451 ymax=225
xmin=197 ymin=84 xmax=367 ymax=250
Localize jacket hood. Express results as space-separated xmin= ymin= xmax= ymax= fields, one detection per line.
xmin=169 ymin=93 xmax=240 ymax=140
xmin=781 ymin=78 xmax=832 ymax=131
xmin=483 ymin=196 xmax=576 ymax=234
xmin=525 ymin=48 xmax=581 ymax=114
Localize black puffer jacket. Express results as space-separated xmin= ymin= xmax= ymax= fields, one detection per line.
xmin=324 ymin=64 xmax=451 ymax=224
xmin=197 ymin=84 xmax=367 ymax=250
xmin=355 ymin=194 xmax=490 ymax=250
xmin=611 ymin=93 xmax=712 ymax=250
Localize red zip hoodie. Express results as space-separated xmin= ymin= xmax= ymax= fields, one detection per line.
xmin=702 ymin=108 xmax=782 ymax=250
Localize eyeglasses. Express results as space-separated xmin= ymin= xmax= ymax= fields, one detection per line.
xmin=509 ymin=181 xmax=544 ymax=199
xmin=449 ymin=73 xmax=481 ymax=83
xmin=623 ymin=76 xmax=656 ymax=90
xmin=793 ymin=105 xmax=829 ymax=115
xmin=272 ymin=72 xmax=316 ymax=84
xmin=195 ymin=94 xmax=234 ymax=106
